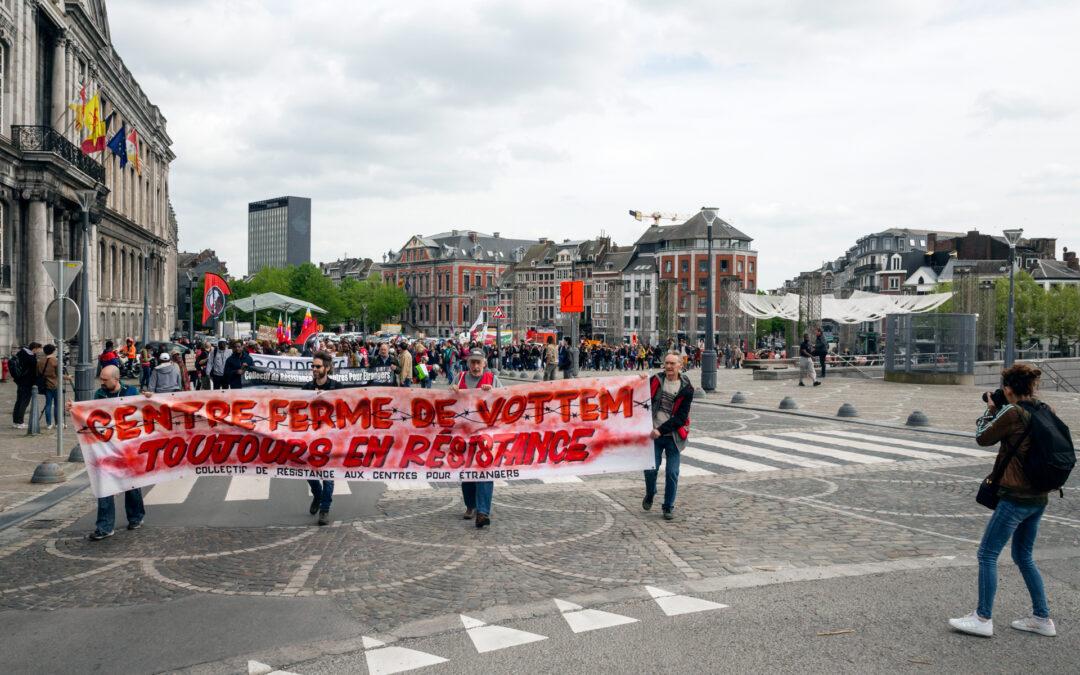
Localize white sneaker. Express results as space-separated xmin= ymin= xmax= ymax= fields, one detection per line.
xmin=12 ymin=423 xmax=27 ymax=430
xmin=949 ymin=612 xmax=993 ymax=637
xmin=1011 ymin=616 xmax=1056 ymax=637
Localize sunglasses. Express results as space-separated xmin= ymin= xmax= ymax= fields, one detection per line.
xmin=310 ymin=364 xmax=325 ymax=369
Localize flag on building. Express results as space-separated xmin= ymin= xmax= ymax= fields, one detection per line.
xmin=106 ymin=123 xmax=128 ymax=167
xmin=68 ymin=83 xmax=88 ymax=131
xmin=201 ymin=272 xmax=231 ymax=325
xmin=126 ymin=127 xmax=142 ymax=174
xmin=80 ymin=93 xmax=107 ymax=154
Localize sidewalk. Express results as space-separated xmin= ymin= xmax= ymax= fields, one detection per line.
xmin=498 ymin=366 xmax=1080 ymax=433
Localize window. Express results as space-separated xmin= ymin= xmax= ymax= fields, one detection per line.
xmin=680 ymin=260 xmax=688 ymax=272
xmin=749 ymin=262 xmax=754 ymax=274
xmin=699 ymin=260 xmax=708 ymax=272
xmin=475 ymin=274 xmax=481 ymax=288
xmin=871 ymin=239 xmax=877 ymax=250
xmin=737 ymin=261 xmax=743 ymax=273
xmin=664 ymin=261 xmax=672 ymax=273
xmin=634 ymin=279 xmax=641 ymax=292
xmin=720 ymin=260 xmax=728 ymax=272
xmin=463 ymin=275 xmax=470 ymax=291
xmin=884 ymin=239 xmax=893 ymax=250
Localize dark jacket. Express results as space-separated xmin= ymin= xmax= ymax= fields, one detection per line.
xmin=94 ymin=383 xmax=139 ymax=399
xmin=13 ymin=348 xmax=38 ymax=386
xmin=650 ymin=372 xmax=694 ymax=451
xmin=976 ymin=401 xmax=1047 ymax=501
xmin=224 ymin=352 xmax=255 ymax=388
xmin=799 ymin=339 xmax=813 ymax=359
xmin=814 ymin=335 xmax=827 ymax=357
xmin=302 ymin=377 xmax=343 ymax=391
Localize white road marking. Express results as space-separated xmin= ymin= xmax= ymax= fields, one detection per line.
xmin=680 ymin=447 xmax=778 ymax=473
xmin=460 ymin=614 xmax=547 ymax=653
xmin=333 ymin=481 xmax=351 ymax=495
xmin=224 ymin=476 xmax=271 ymax=501
xmin=362 ymin=636 xmax=448 ymax=675
xmin=814 ymin=429 xmax=994 ymax=458
xmin=645 ymin=585 xmax=729 ymax=617
xmin=540 ymin=476 xmax=584 ymax=484
xmin=738 ymin=434 xmax=893 ymax=464
xmin=677 ymin=465 xmax=715 ymax=476
xmin=554 ymin=599 xmax=638 ymax=633
xmin=695 ymin=436 xmax=838 ymax=469
xmin=247 ymin=660 xmax=299 ymax=675
xmin=142 ymin=476 xmax=198 ymax=505
xmin=384 ymin=481 xmax=433 ymax=491
xmin=284 ymin=555 xmax=320 ymax=594
xmin=780 ymin=432 xmax=960 ymax=461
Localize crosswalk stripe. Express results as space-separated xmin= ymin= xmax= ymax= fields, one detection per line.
xmin=779 ymin=432 xmax=947 ymax=461
xmin=677 ymin=465 xmax=716 ymax=477
xmin=143 ymin=475 xmax=198 ymax=505
xmin=814 ymin=429 xmax=993 ymax=458
xmin=680 ymin=447 xmax=778 ymax=473
xmin=334 ymin=481 xmax=352 ymax=495
xmin=384 ymin=481 xmax=433 ymax=491
xmin=224 ymin=476 xmax=271 ymax=501
xmin=738 ymin=434 xmax=893 ymax=464
xmin=541 ymin=476 xmax=584 ymax=484
xmin=694 ymin=437 xmax=838 ymax=469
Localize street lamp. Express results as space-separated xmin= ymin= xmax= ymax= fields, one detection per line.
xmin=186 ymin=269 xmax=195 ymax=344
xmin=74 ymin=190 xmax=96 ymax=402
xmin=700 ymin=207 xmax=719 ymax=392
xmin=1003 ymin=228 xmax=1024 ymax=367
xmin=141 ymin=245 xmax=151 ymax=348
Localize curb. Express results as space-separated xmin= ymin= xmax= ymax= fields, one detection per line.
xmin=0 ymin=471 xmax=90 ymax=533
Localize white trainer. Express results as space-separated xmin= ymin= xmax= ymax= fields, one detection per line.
xmin=1011 ymin=616 xmax=1056 ymax=637
xmin=949 ymin=612 xmax=993 ymax=637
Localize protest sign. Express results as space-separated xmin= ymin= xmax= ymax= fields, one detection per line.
xmin=248 ymin=353 xmax=347 ymax=371
xmin=71 ymin=376 xmax=653 ymax=498
xmin=243 ymin=366 xmax=394 ymax=388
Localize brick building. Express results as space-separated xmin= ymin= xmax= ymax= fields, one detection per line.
xmin=381 ymin=230 xmax=535 ymax=336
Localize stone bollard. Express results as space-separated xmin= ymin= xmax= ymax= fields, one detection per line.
xmin=779 ymin=396 xmax=799 ymax=410
xmin=68 ymin=445 xmax=84 ymax=463
xmin=31 ymin=461 xmax=66 ymax=484
xmin=532 ymin=372 xmax=541 ymax=380
xmin=26 ymin=385 xmax=41 ymax=436
xmin=906 ymin=410 xmax=930 ymax=427
xmin=837 ymin=403 xmax=859 ymax=418
xmin=731 ymin=391 xmax=747 ymax=404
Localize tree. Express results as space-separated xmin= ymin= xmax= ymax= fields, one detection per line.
xmin=1045 ymin=285 xmax=1080 ymax=353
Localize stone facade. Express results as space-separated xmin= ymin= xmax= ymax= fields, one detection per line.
xmin=0 ymin=0 xmax=175 ymax=350
xmin=176 ymin=248 xmax=228 ymax=336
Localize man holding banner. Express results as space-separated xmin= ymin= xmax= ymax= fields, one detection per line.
xmin=303 ymin=351 xmax=343 ymax=526
xmin=452 ymin=348 xmax=502 ymax=529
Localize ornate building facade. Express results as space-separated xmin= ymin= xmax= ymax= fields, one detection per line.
xmin=0 ymin=0 xmax=175 ymax=350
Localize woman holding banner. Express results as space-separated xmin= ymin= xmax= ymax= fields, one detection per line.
xmin=452 ymin=348 xmax=502 ymax=529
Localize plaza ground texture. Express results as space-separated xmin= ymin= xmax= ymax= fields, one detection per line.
xmin=0 ymin=367 xmax=1078 ymax=674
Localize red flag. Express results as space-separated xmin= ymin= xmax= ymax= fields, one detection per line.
xmin=295 ymin=309 xmax=320 ymax=346
xmin=202 ymin=272 xmax=231 ymax=325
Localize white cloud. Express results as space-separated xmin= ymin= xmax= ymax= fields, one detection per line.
xmin=106 ymin=0 xmax=1080 ymax=288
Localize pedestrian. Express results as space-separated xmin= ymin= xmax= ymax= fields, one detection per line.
xmin=452 ymin=348 xmax=501 ymax=529
xmin=949 ymin=364 xmax=1059 ymax=638
xmin=98 ymin=340 xmax=120 ymax=373
xmin=37 ymin=344 xmax=60 ymax=429
xmin=543 ymin=335 xmax=558 ymax=381
xmin=396 ymin=341 xmax=414 ymax=387
xmin=147 ymin=353 xmax=182 ymax=393
xmin=798 ymin=333 xmax=820 ymax=387
xmin=559 ymin=337 xmax=573 ymax=379
xmin=815 ymin=328 xmax=828 ymax=379
xmin=209 ymin=339 xmax=229 ymax=389
xmin=11 ymin=342 xmax=42 ymax=429
xmin=303 ymin=350 xmax=342 ymax=526
xmin=223 ymin=340 xmax=256 ymax=389
xmin=139 ymin=346 xmax=154 ymax=389
xmin=642 ymin=351 xmax=694 ymax=521
xmin=67 ymin=365 xmax=145 ymax=540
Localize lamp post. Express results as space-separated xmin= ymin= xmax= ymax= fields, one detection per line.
xmin=74 ymin=190 xmax=96 ymax=402
xmin=569 ymin=253 xmax=580 ymax=377
xmin=700 ymin=207 xmax=719 ymax=392
xmin=141 ymin=246 xmax=151 ymax=348
xmin=186 ymin=270 xmax=195 ymax=344
xmin=1003 ymin=228 xmax=1024 ymax=367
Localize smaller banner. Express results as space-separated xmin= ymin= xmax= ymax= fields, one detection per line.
xmin=248 ymin=353 xmax=348 ymax=371
xmin=256 ymin=325 xmax=277 ymax=343
xmin=244 ymin=366 xmax=394 ymax=388
xmin=202 ymin=273 xmax=231 ymax=325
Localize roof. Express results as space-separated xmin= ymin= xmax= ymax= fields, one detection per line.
xmin=1030 ymin=259 xmax=1080 ymax=281
xmin=594 ymin=246 xmax=635 ymax=274
xmin=633 ymin=212 xmax=752 ymax=246
xmin=388 ymin=231 xmax=537 ymax=263
xmin=228 ymin=292 xmax=327 ymax=315
xmin=625 ymin=253 xmax=657 ymax=274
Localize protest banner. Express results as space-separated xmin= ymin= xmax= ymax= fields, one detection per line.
xmin=70 ymin=376 xmax=653 ymax=498
xmin=248 ymin=353 xmax=347 ymax=371
xmin=243 ymin=366 xmax=394 ymax=388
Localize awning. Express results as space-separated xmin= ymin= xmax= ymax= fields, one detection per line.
xmin=227 ymin=292 xmax=327 ymax=315
xmin=738 ymin=291 xmax=952 ymax=324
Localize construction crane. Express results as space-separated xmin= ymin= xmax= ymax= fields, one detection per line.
xmin=628 ymin=210 xmax=686 ymax=225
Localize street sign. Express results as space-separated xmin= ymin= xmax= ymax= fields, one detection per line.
xmin=42 ymin=260 xmax=83 ymax=294
xmin=46 ymin=298 xmax=81 ymax=340
xmin=490 ymin=307 xmax=506 ymax=320
xmin=560 ymin=281 xmax=584 ymax=313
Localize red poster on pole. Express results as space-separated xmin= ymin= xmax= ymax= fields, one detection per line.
xmin=560 ymin=281 xmax=584 ymax=313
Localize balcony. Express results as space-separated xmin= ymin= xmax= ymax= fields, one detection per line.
xmin=11 ymin=125 xmax=106 ymax=184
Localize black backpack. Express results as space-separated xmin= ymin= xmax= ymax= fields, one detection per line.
xmin=8 ymin=351 xmax=26 ymax=381
xmin=1018 ymin=401 xmax=1075 ymax=495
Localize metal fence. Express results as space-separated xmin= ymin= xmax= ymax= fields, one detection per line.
xmin=884 ymin=313 xmax=976 ymax=375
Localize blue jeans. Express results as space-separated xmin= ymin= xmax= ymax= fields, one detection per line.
xmin=462 ymin=481 xmax=494 ymax=515
xmin=95 ymin=489 xmax=145 ymax=534
xmin=307 ymin=480 xmax=334 ymax=512
xmin=644 ymin=435 xmax=681 ymax=511
xmin=43 ymin=388 xmax=58 ymax=426
xmin=977 ymin=498 xmax=1048 ymax=619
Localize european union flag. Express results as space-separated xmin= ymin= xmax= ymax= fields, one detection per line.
xmin=106 ymin=123 xmax=127 ymax=168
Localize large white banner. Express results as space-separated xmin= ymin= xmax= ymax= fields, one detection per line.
xmin=248 ymin=353 xmax=348 ymax=371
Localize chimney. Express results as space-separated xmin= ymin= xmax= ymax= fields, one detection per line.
xmin=493 ymin=232 xmax=500 ymax=238
xmin=926 ymin=233 xmax=937 ymax=252
xmin=1064 ymin=247 xmax=1079 ymax=271
xmin=468 ymin=231 xmax=478 ymax=243
xmin=451 ymin=229 xmax=459 ymax=236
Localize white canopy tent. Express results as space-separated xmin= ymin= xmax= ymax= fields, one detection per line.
xmin=738 ymin=290 xmax=952 ymax=324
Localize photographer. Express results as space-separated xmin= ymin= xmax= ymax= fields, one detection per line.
xmin=949 ymin=363 xmax=1056 ymax=638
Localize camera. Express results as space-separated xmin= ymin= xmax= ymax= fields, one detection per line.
xmin=982 ymin=388 xmax=1007 ymax=408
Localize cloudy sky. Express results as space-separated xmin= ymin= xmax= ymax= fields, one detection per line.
xmin=107 ymin=0 xmax=1079 ymax=288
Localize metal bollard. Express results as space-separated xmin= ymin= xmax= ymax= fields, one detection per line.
xmin=26 ymin=385 xmax=41 ymax=436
